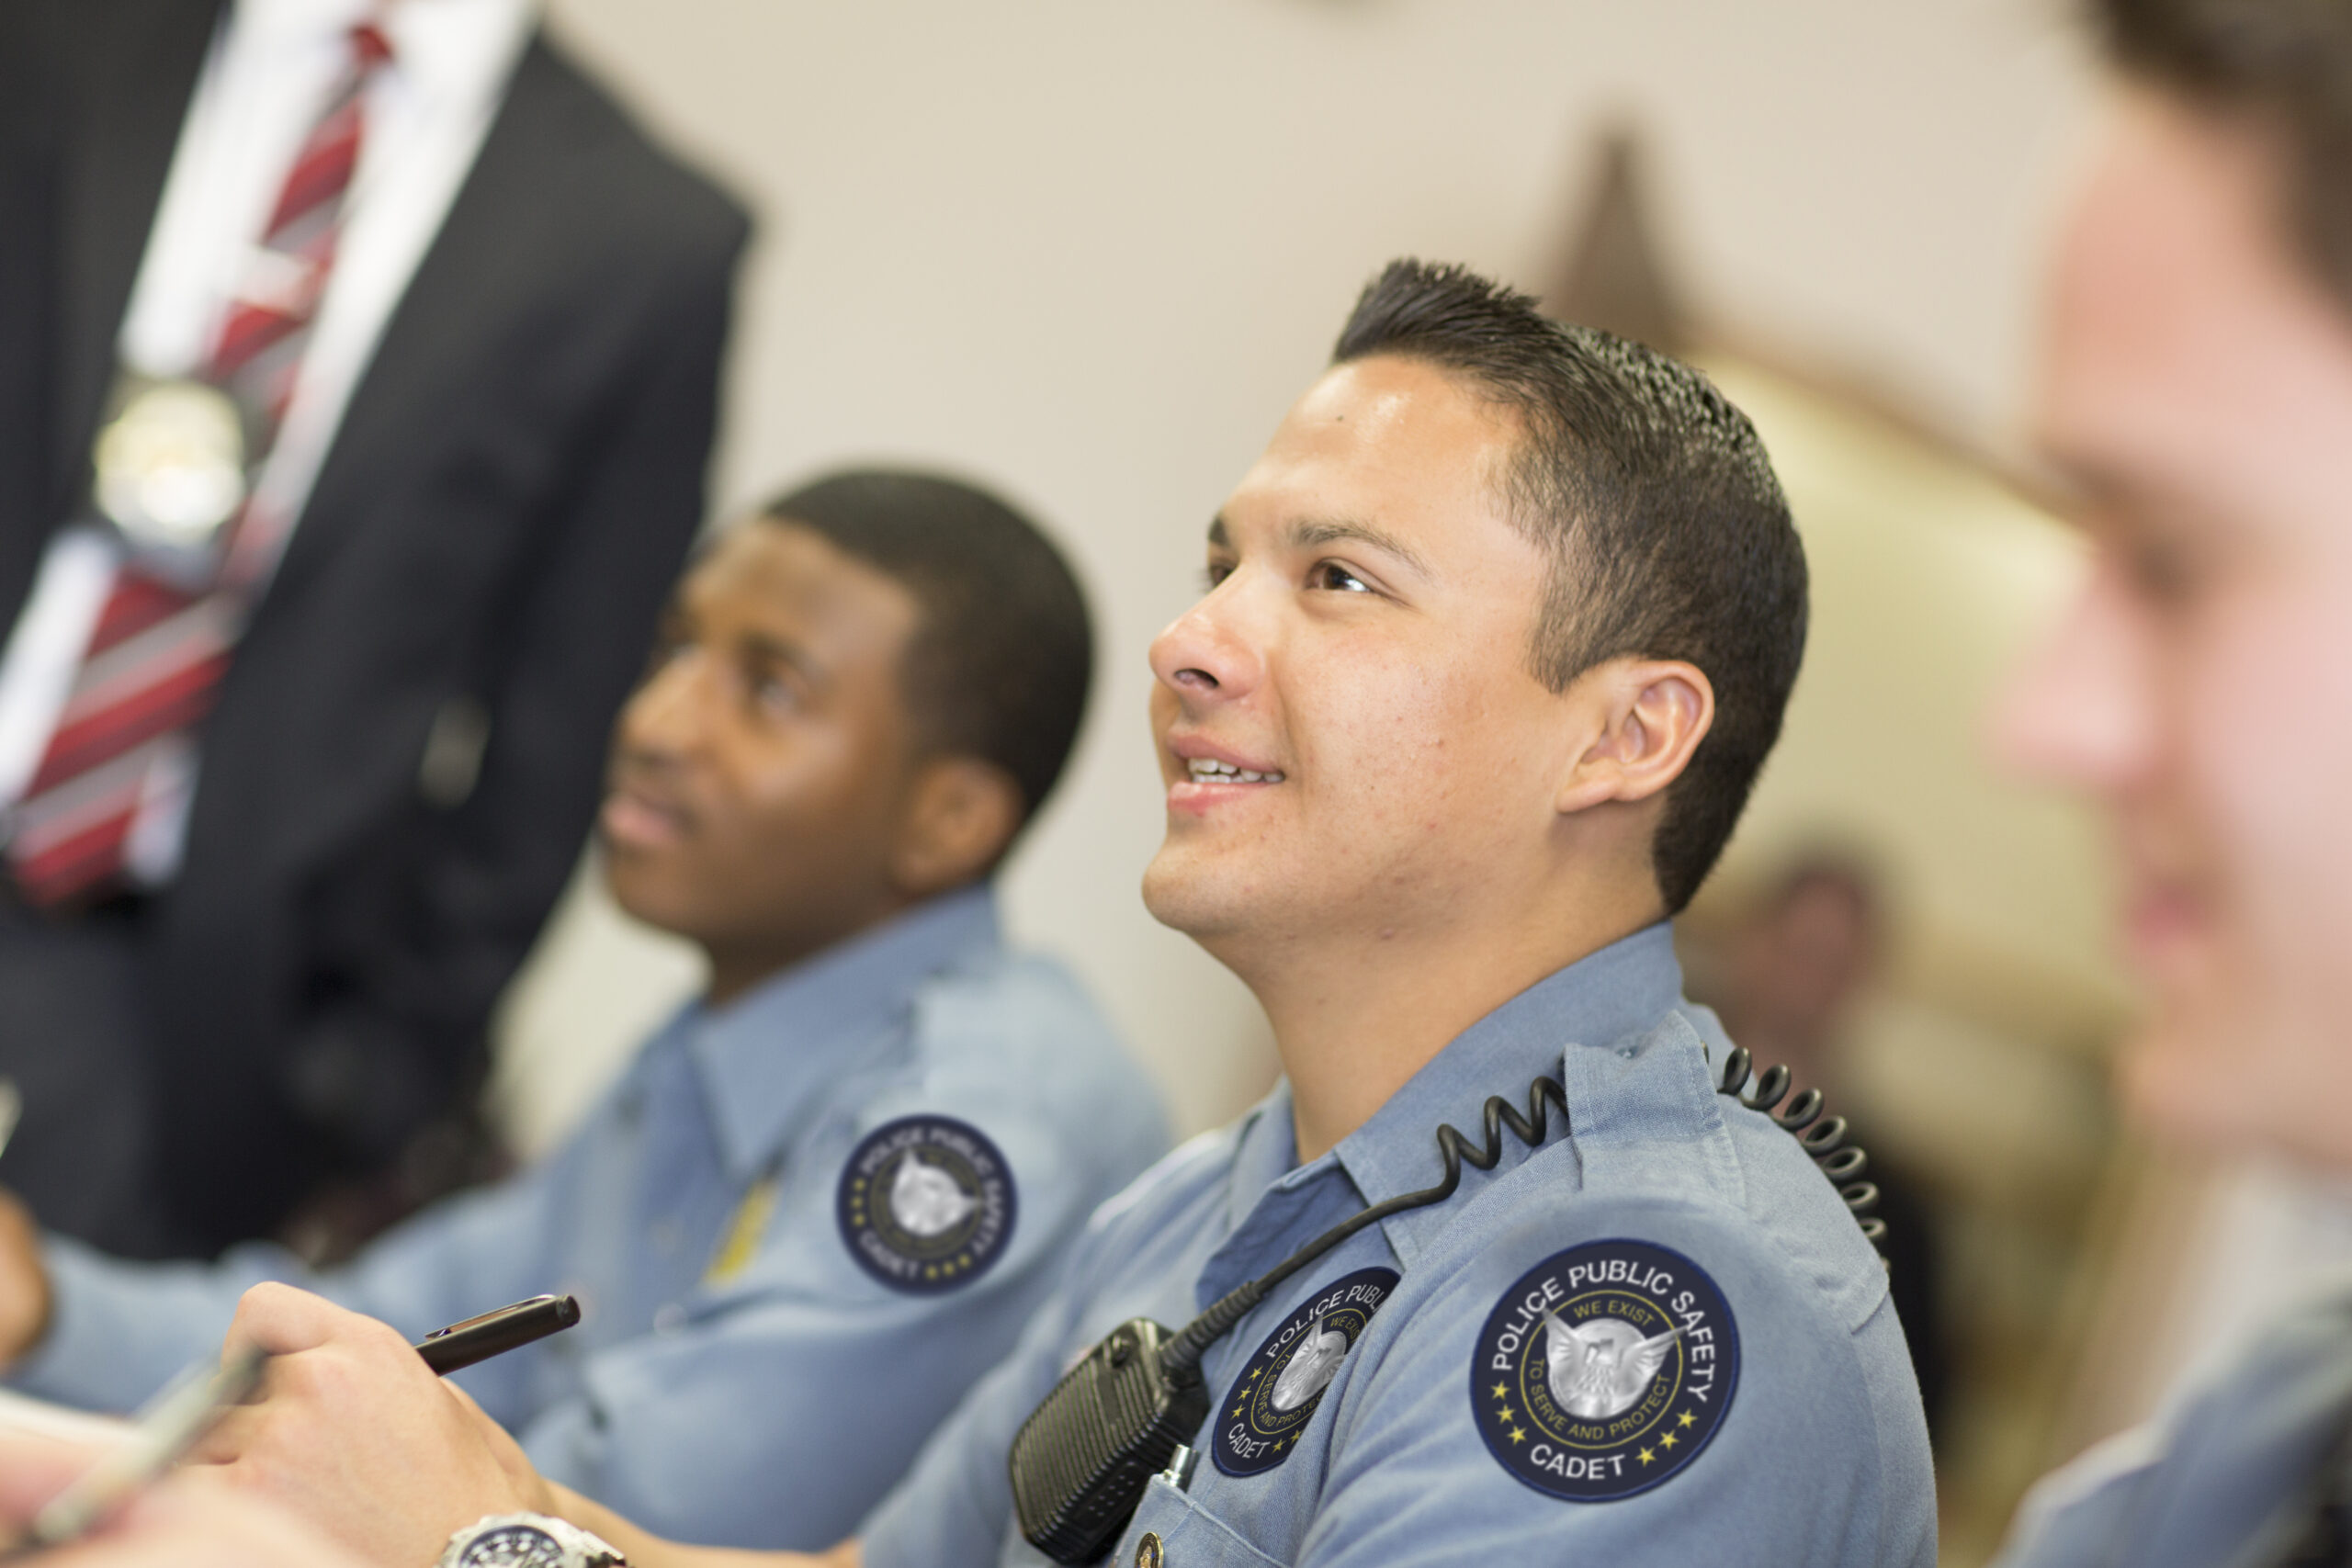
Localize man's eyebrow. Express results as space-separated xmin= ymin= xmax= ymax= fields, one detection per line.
xmin=1286 ymin=517 xmax=1434 ymax=579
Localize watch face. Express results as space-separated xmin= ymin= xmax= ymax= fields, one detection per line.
xmin=460 ymin=1525 xmax=569 ymax=1568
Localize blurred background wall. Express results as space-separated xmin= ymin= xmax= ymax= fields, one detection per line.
xmin=492 ymin=0 xmax=2102 ymax=1147
xmin=468 ymin=4 xmax=2244 ymax=1561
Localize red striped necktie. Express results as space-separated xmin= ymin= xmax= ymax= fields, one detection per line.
xmin=7 ymin=21 xmax=392 ymax=908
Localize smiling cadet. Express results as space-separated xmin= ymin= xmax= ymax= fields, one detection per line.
xmin=174 ymin=263 xmax=1931 ymax=1568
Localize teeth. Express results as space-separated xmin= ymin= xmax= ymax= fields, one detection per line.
xmin=1186 ymin=758 xmax=1284 ymax=784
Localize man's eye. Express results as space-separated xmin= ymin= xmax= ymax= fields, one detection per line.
xmin=1309 ymin=561 xmax=1372 ymax=593
xmin=1204 ymin=560 xmax=1235 ymax=590
xmin=2120 ymin=537 xmax=2199 ymax=608
xmin=748 ymin=669 xmax=804 ymax=715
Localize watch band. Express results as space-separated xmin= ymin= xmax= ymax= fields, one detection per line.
xmin=435 ymin=1512 xmax=628 ymax=1568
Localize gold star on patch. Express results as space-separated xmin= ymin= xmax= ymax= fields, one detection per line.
xmin=1496 ymin=1404 xmax=1514 ymax=1422
xmin=1508 ymin=1426 xmax=1528 ymax=1445
xmin=1490 ymin=1382 xmax=1509 ymax=1401
xmin=1660 ymin=1432 xmax=1679 ymax=1450
xmin=1637 ymin=1448 xmax=1655 ymax=1465
xmin=1677 ymin=1411 xmax=1696 ymax=1428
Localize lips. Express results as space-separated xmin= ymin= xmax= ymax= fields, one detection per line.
xmin=601 ymin=779 xmax=693 ymax=850
xmin=2122 ymin=880 xmax=2209 ymax=975
xmin=1163 ymin=737 xmax=1285 ymax=816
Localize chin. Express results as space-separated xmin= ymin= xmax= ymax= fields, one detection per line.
xmin=1140 ymin=850 xmax=1250 ymax=943
xmin=603 ymin=857 xmax=693 ymax=939
xmin=2119 ymin=997 xmax=2352 ymax=1170
xmin=2118 ymin=1020 xmax=2243 ymax=1150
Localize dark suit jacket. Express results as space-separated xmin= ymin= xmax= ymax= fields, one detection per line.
xmin=0 ymin=0 xmax=751 ymax=1248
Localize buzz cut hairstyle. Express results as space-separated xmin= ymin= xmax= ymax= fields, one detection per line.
xmin=1331 ymin=259 xmax=1807 ymax=915
xmin=758 ymin=469 xmax=1094 ymax=834
xmin=2096 ymin=0 xmax=2352 ymax=313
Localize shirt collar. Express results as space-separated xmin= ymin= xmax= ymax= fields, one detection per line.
xmin=686 ymin=886 xmax=1003 ymax=1181
xmin=1332 ymin=922 xmax=1685 ymax=1221
xmin=231 ymin=0 xmax=537 ymax=101
xmin=1201 ymin=923 xmax=1687 ymax=1300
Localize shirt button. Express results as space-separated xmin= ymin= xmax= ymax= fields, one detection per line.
xmin=652 ymin=1303 xmax=686 ymax=1336
xmin=1134 ymin=1531 xmax=1162 ymax=1568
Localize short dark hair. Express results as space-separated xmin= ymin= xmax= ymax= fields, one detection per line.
xmin=1332 ymin=260 xmax=1806 ymax=913
xmin=2096 ymin=0 xmax=2352 ymax=311
xmin=760 ymin=469 xmax=1093 ymax=830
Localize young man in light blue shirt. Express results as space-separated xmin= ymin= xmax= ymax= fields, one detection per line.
xmin=0 ymin=469 xmax=1169 ymax=1551
xmin=175 ymin=264 xmax=1930 ymax=1568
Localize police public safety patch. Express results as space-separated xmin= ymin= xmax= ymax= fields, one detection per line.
xmin=1214 ymin=1266 xmax=1399 ymax=1477
xmin=1471 ymin=1238 xmax=1738 ymax=1502
xmin=836 ymin=1114 xmax=1015 ymax=1293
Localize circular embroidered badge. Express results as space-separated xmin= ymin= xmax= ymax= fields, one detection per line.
xmin=1471 ymin=1238 xmax=1738 ymax=1502
xmin=836 ymin=1114 xmax=1015 ymax=1293
xmin=1213 ymin=1266 xmax=1400 ymax=1477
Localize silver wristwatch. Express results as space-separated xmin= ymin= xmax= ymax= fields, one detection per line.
xmin=435 ymin=1514 xmax=628 ymax=1568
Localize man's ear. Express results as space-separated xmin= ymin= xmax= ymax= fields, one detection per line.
xmin=889 ymin=756 xmax=1026 ymax=896
xmin=1555 ymin=658 xmax=1715 ymax=816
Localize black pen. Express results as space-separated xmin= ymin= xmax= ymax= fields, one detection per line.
xmin=414 ymin=1293 xmax=582 ymax=1375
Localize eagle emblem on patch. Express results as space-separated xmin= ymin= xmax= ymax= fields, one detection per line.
xmin=1214 ymin=1266 xmax=1398 ymax=1477
xmin=836 ymin=1114 xmax=1015 ymax=1293
xmin=1470 ymin=1238 xmax=1737 ymax=1501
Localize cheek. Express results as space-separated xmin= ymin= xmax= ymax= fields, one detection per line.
xmin=1295 ymin=644 xmax=1532 ymax=836
xmin=2175 ymin=581 xmax=2352 ymax=979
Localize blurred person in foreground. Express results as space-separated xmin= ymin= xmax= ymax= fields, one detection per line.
xmin=1987 ymin=0 xmax=2352 ymax=1562
xmin=1691 ymin=854 xmax=1947 ymax=1440
xmin=173 ymin=261 xmax=1930 ymax=1568
xmin=0 ymin=469 xmax=1169 ymax=1551
xmin=0 ymin=1428 xmax=367 ymax=1568
xmin=0 ymin=0 xmax=749 ymax=1259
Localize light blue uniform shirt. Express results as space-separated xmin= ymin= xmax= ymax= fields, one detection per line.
xmin=10 ymin=887 xmax=1170 ymax=1550
xmin=1995 ymin=1282 xmax=2352 ymax=1568
xmin=862 ymin=924 xmax=1933 ymax=1568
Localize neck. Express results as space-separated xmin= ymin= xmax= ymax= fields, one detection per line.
xmin=699 ymin=890 xmax=924 ymax=1008
xmin=1227 ymin=877 xmax=1666 ymax=1164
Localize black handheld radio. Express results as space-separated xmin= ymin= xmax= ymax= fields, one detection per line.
xmin=1006 ymin=1046 xmax=1882 ymax=1564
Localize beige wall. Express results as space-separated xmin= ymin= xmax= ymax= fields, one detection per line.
xmin=492 ymin=0 xmax=2107 ymax=1155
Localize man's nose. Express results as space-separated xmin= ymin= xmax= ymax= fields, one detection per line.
xmin=617 ymin=647 xmax=707 ymax=761
xmin=1991 ymin=558 xmax=2156 ymax=797
xmin=1148 ymin=579 xmax=1266 ymax=708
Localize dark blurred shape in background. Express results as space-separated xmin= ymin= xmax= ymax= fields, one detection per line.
xmin=0 ymin=0 xmax=747 ymax=1258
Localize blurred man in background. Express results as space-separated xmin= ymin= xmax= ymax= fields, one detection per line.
xmin=0 ymin=471 xmax=1169 ymax=1551
xmin=1690 ymin=853 xmax=1947 ymax=1440
xmin=1992 ymin=0 xmax=2352 ymax=1561
xmin=0 ymin=0 xmax=748 ymax=1258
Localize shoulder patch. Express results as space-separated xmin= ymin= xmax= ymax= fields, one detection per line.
xmin=1215 ymin=1266 xmax=1399 ymax=1477
xmin=837 ymin=1114 xmax=1016 ymax=1293
xmin=1471 ymin=1238 xmax=1738 ymax=1501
